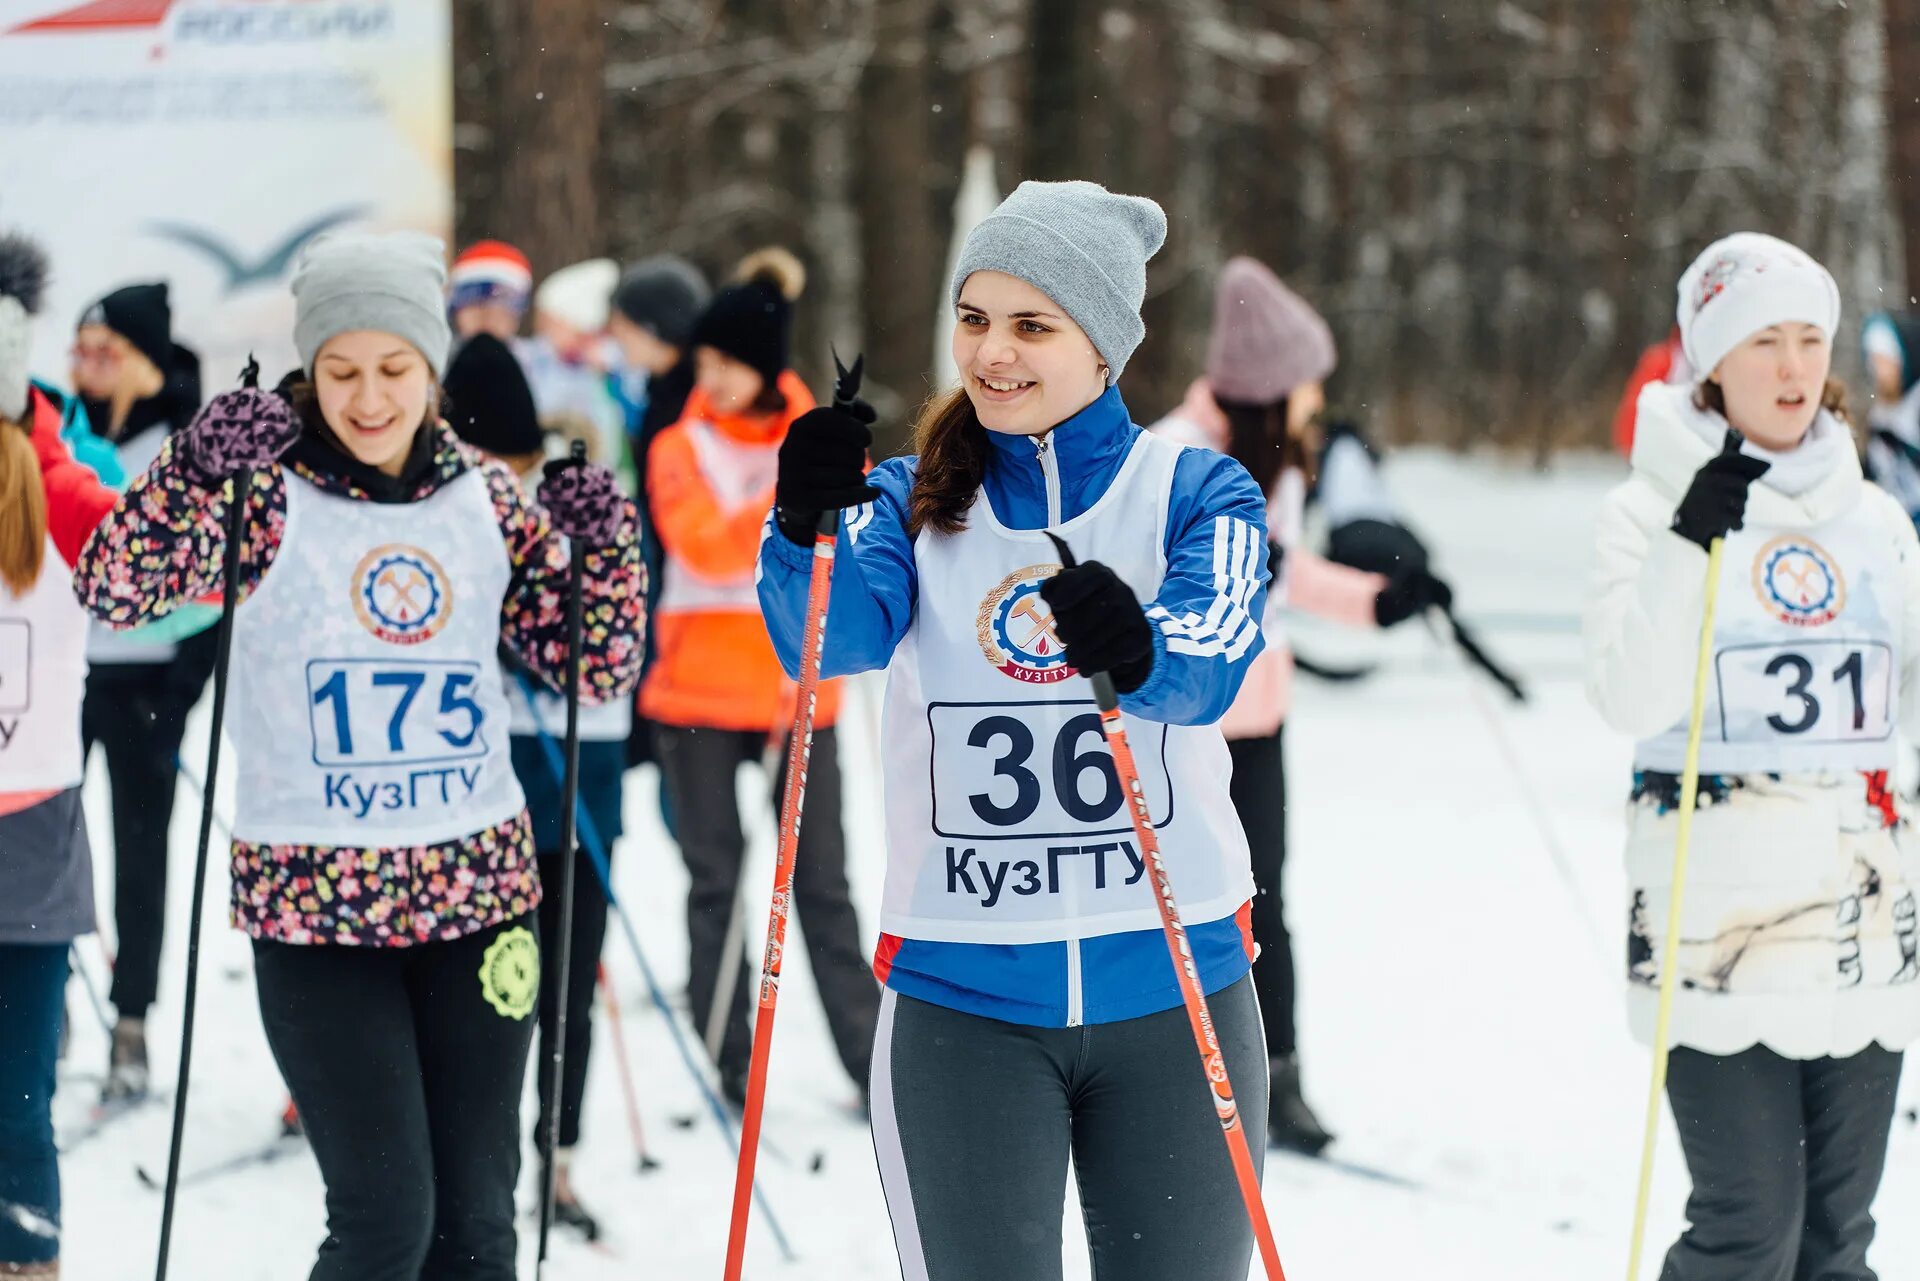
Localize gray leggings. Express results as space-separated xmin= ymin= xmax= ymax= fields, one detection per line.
xmin=1662 ymin=1043 xmax=1903 ymax=1281
xmin=869 ymin=975 xmax=1267 ymax=1280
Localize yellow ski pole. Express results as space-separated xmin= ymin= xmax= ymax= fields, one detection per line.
xmin=1624 ymin=533 xmax=1726 ymax=1281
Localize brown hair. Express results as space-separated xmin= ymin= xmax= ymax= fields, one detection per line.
xmin=906 ymin=387 xmax=991 ymax=537
xmin=1216 ymin=396 xmax=1306 ymax=497
xmin=1692 ymin=377 xmax=1850 ymax=425
xmin=0 ymin=418 xmax=48 ymax=597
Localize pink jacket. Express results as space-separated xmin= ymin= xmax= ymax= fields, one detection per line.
xmin=1150 ymin=380 xmax=1384 ymax=738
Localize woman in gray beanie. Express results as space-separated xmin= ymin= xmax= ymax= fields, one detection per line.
xmin=74 ymin=229 xmax=646 ymax=1279
xmin=759 ymin=181 xmax=1276 ymax=1278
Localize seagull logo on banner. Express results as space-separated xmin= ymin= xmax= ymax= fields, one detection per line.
xmin=146 ymin=207 xmax=368 ymax=293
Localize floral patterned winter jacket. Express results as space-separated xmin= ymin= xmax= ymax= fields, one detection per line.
xmin=74 ymin=420 xmax=644 ymax=947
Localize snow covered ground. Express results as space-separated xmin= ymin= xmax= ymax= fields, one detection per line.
xmin=54 ymin=446 xmax=1920 ymax=1279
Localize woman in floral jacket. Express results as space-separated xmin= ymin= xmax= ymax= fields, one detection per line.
xmin=75 ymin=231 xmax=642 ymax=1280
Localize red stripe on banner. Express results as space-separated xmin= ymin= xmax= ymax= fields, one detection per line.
xmin=10 ymin=0 xmax=175 ymax=34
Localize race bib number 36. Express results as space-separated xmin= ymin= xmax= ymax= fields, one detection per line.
xmin=306 ymin=658 xmax=489 ymax=768
xmin=929 ymin=700 xmax=1172 ymax=841
xmin=1714 ymin=640 xmax=1894 ymax=744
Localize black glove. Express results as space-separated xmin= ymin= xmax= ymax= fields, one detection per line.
xmin=1040 ymin=561 xmax=1155 ymax=693
xmin=1374 ymin=567 xmax=1453 ymax=628
xmin=774 ymin=401 xmax=882 ymax=545
xmin=1671 ymin=428 xmax=1770 ymax=551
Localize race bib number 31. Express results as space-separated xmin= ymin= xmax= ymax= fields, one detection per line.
xmin=929 ymin=700 xmax=1172 ymax=841
xmin=1714 ymin=640 xmax=1894 ymax=744
xmin=307 ymin=658 xmax=488 ymax=768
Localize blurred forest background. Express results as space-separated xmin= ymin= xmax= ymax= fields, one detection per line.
xmin=451 ymin=0 xmax=1920 ymax=458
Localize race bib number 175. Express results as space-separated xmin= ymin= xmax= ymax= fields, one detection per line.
xmin=306 ymin=658 xmax=488 ymax=768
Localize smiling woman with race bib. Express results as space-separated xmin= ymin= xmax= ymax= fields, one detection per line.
xmin=758 ymin=181 xmax=1272 ymax=1281
xmin=1586 ymin=232 xmax=1920 ymax=1281
xmin=74 ymin=231 xmax=643 ymax=1281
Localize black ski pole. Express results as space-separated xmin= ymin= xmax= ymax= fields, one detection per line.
xmin=153 ymin=362 xmax=258 ymax=1281
xmin=537 ymin=440 xmax=590 ymax=1274
xmin=1443 ymin=604 xmax=1528 ymax=703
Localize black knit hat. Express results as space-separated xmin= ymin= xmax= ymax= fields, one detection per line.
xmin=81 ymin=282 xmax=172 ymax=377
xmin=612 ymin=256 xmax=711 ymax=349
xmin=688 ymin=247 xmax=805 ymax=385
xmin=443 ymin=334 xmax=543 ymax=458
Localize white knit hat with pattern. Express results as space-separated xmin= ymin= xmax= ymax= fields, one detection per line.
xmin=1676 ymin=232 xmax=1840 ymax=382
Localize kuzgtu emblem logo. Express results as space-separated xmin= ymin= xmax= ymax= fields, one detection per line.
xmin=977 ymin=564 xmax=1073 ymax=683
xmin=1752 ymin=535 xmax=1845 ymax=628
xmin=353 ymin=545 xmax=451 ymax=645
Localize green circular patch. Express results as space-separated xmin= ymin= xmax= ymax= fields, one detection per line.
xmin=479 ymin=925 xmax=540 ymax=1020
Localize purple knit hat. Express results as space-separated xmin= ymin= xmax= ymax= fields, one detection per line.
xmin=1205 ymin=257 xmax=1336 ymax=404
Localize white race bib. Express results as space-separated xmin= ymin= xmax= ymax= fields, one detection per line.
xmin=0 ymin=538 xmax=89 ymax=790
xmin=227 ymin=470 xmax=526 ymax=846
xmin=1638 ymin=522 xmax=1905 ymax=775
xmin=1712 ymin=640 xmax=1894 ymax=746
xmin=879 ymin=432 xmax=1255 ymax=945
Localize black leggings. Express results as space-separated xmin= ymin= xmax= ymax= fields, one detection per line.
xmin=1229 ymin=728 xmax=1294 ymax=1056
xmin=655 ymin=725 xmax=879 ymax=1090
xmin=81 ymin=663 xmax=192 ymax=1018
xmin=253 ymin=918 xmax=539 ymax=1280
xmin=870 ymin=977 xmax=1267 ymax=1280
xmin=534 ymin=845 xmax=609 ymax=1154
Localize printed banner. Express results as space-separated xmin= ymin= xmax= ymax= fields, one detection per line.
xmin=0 ymin=0 xmax=451 ymax=391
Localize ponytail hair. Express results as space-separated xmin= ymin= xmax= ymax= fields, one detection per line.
xmin=0 ymin=416 xmax=47 ymax=596
xmin=906 ymin=387 xmax=991 ymax=537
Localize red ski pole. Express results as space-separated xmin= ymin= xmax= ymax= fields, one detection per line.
xmin=597 ymin=963 xmax=659 ymax=1172
xmin=720 ymin=353 xmax=864 ymax=1279
xmin=1046 ymin=531 xmax=1288 ymax=1281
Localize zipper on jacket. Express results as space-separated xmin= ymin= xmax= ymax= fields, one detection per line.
xmin=1066 ymin=937 xmax=1084 ymax=1027
xmin=1034 ymin=434 xmax=1063 ymax=527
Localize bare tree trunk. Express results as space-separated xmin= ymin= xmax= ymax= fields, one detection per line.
xmin=806 ymin=3 xmax=876 ymax=394
xmin=489 ymin=0 xmax=608 ymax=276
xmin=1889 ymin=0 xmax=1920 ymax=297
xmin=859 ymin=0 xmax=942 ymax=425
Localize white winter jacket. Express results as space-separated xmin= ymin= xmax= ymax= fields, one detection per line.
xmin=1585 ymin=382 xmax=1920 ymax=1058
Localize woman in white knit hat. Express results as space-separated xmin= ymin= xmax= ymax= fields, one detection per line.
xmin=1585 ymin=232 xmax=1920 ymax=1280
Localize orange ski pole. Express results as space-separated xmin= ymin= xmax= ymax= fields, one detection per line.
xmin=1046 ymin=530 xmax=1288 ymax=1281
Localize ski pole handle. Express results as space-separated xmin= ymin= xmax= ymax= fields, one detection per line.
xmin=1044 ymin=532 xmax=1121 ymax=712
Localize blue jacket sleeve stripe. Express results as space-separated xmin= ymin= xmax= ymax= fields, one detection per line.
xmin=844 ymin=498 xmax=879 ymax=544
xmin=1147 ymin=513 xmax=1263 ymax=660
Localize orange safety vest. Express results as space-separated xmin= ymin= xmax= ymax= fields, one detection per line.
xmin=641 ymin=370 xmax=843 ymax=732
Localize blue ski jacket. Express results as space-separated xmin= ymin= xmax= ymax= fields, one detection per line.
xmin=756 ymin=385 xmax=1270 ymax=1027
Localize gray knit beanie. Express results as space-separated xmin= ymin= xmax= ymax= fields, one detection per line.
xmin=293 ymin=230 xmax=452 ymax=377
xmin=1206 ymin=257 xmax=1337 ymax=404
xmin=613 ymin=256 xmax=711 ymax=348
xmin=949 ymin=180 xmax=1167 ymax=381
